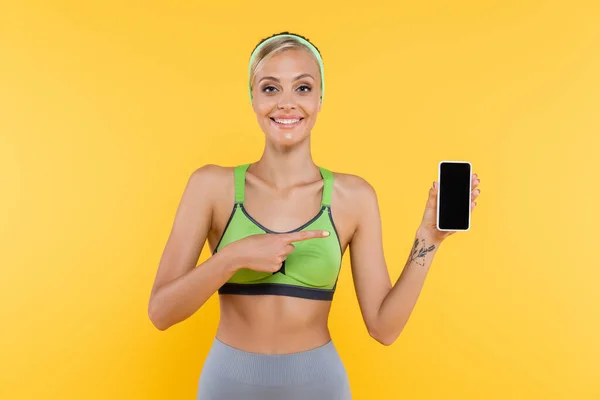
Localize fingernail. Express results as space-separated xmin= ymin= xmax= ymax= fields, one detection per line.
xmin=323 ymin=230 xmax=330 ymax=236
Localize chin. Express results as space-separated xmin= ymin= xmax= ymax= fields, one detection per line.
xmin=264 ymin=118 xmax=311 ymax=146
xmin=268 ymin=130 xmax=309 ymax=147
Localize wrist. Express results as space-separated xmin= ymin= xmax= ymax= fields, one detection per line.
xmin=416 ymin=226 xmax=443 ymax=248
xmin=215 ymin=245 xmax=244 ymax=274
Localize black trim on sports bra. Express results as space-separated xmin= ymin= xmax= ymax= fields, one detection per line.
xmin=325 ymin=206 xmax=343 ymax=254
xmin=240 ymin=204 xmax=326 ymax=234
xmin=218 ymin=282 xmax=334 ymax=301
xmin=212 ymin=203 xmax=239 ymax=256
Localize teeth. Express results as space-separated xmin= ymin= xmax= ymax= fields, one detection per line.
xmin=274 ymin=118 xmax=300 ymax=124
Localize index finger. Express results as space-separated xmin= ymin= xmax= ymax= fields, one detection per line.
xmin=282 ymin=230 xmax=330 ymax=243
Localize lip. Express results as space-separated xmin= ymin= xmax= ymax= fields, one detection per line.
xmin=270 ymin=116 xmax=304 ymax=129
xmin=271 ymin=115 xmax=304 ymax=119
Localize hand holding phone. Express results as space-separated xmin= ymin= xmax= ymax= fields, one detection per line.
xmin=437 ymin=161 xmax=474 ymax=232
xmin=418 ymin=161 xmax=480 ymax=244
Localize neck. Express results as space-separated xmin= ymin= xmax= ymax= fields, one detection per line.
xmin=252 ymin=137 xmax=319 ymax=188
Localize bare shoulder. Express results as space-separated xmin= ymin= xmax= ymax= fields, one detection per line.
xmin=185 ymin=164 xmax=234 ymax=197
xmin=188 ymin=163 xmax=233 ymax=185
xmin=328 ymin=170 xmax=379 ymax=244
xmin=331 ymin=171 xmax=378 ymax=206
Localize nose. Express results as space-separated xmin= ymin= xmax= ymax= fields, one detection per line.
xmin=277 ymin=90 xmax=296 ymax=110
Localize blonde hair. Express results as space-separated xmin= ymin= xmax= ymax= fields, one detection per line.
xmin=248 ymin=32 xmax=323 ymax=98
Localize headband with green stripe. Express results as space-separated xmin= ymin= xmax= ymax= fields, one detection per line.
xmin=248 ymin=33 xmax=324 ymax=103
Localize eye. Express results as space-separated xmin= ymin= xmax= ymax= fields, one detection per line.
xmin=262 ymin=85 xmax=278 ymax=93
xmin=297 ymin=85 xmax=312 ymax=92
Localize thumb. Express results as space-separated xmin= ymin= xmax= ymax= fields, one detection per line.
xmin=427 ymin=181 xmax=438 ymax=208
xmin=283 ymin=229 xmax=330 ymax=243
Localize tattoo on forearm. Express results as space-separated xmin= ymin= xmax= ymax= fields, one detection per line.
xmin=409 ymin=238 xmax=436 ymax=266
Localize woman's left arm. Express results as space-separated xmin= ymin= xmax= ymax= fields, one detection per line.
xmin=349 ymin=175 xmax=480 ymax=346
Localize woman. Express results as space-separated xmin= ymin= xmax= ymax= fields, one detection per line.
xmin=148 ymin=32 xmax=481 ymax=399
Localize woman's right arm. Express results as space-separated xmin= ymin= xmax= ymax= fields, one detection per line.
xmin=147 ymin=165 xmax=237 ymax=331
xmin=147 ymin=165 xmax=330 ymax=330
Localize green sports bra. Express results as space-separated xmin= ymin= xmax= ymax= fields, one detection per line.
xmin=213 ymin=163 xmax=343 ymax=301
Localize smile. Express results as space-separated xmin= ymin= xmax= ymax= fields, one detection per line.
xmin=270 ymin=117 xmax=303 ymax=128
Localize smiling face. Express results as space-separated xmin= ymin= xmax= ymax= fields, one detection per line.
xmin=250 ymin=48 xmax=322 ymax=147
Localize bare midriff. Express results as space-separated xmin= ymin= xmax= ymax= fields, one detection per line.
xmin=215 ymin=294 xmax=333 ymax=354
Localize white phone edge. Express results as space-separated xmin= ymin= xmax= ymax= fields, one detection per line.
xmin=436 ymin=160 xmax=472 ymax=232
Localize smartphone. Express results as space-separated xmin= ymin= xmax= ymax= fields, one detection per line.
xmin=437 ymin=161 xmax=472 ymax=232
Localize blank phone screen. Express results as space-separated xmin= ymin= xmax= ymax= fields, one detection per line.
xmin=438 ymin=162 xmax=471 ymax=230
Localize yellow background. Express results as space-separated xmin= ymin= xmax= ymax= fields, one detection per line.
xmin=1 ymin=1 xmax=599 ymax=399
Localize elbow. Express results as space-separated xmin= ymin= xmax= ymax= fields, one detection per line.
xmin=369 ymin=326 xmax=401 ymax=346
xmin=148 ymin=297 xmax=171 ymax=331
xmin=150 ymin=318 xmax=170 ymax=331
xmin=370 ymin=333 xmax=397 ymax=346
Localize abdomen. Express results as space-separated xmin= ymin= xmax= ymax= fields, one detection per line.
xmin=216 ymin=294 xmax=333 ymax=354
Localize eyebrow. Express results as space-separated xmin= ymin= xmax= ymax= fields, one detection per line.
xmin=258 ymin=73 xmax=315 ymax=83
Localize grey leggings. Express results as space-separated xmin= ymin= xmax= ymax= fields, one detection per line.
xmin=196 ymin=338 xmax=352 ymax=399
